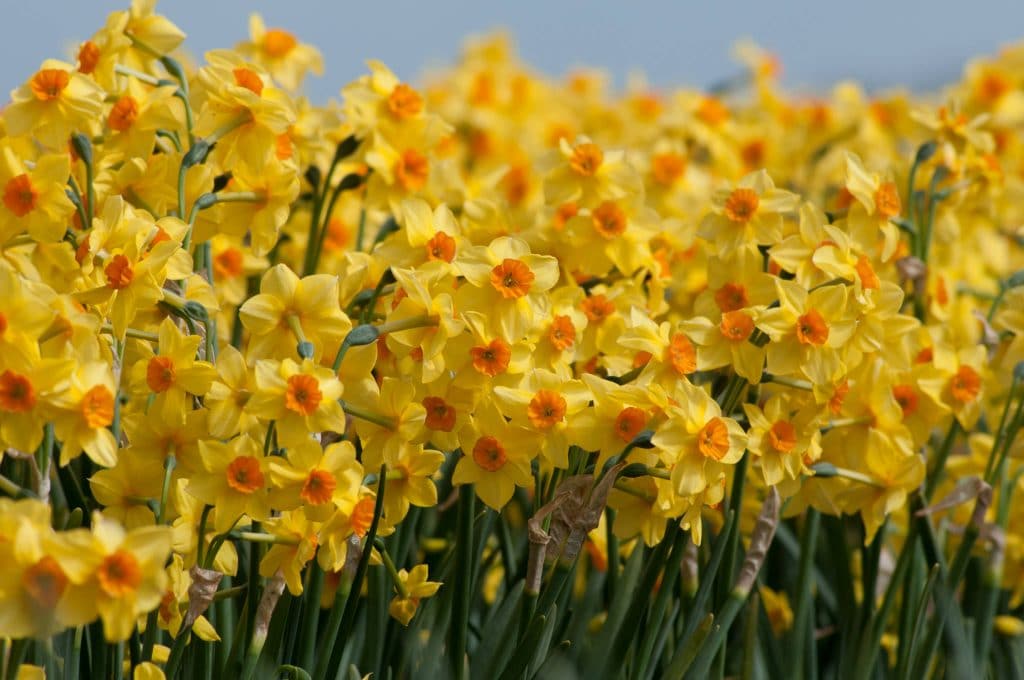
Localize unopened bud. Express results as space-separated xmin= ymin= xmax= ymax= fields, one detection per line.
xmin=915 ymin=141 xmax=938 ymax=164
xmin=335 ymin=134 xmax=360 ymax=161
xmin=70 ymin=133 xmax=93 ymax=166
xmin=337 ymin=173 xmax=365 ymax=192
xmin=183 ymin=301 xmax=209 ymax=322
xmin=183 ymin=139 xmax=212 ymax=168
xmin=345 ymin=324 xmax=380 ymax=347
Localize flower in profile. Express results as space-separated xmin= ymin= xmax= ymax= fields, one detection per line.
xmin=237 ymin=14 xmax=323 ymax=91
xmin=259 ymin=510 xmax=320 ymax=595
xmin=388 ymin=564 xmax=441 ymax=625
xmin=193 ymin=50 xmax=297 ymax=170
xmin=843 ymin=153 xmax=903 ymax=262
xmin=214 ymin=159 xmax=301 ymax=256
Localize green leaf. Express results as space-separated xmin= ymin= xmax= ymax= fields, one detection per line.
xmin=472 ymin=581 xmax=526 ymax=680
xmin=664 ymin=613 xmax=716 ymax=680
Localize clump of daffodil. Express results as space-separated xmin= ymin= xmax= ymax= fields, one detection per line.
xmin=0 ymin=5 xmax=1022 ymax=678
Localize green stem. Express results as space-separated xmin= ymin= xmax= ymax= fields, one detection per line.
xmin=375 ymin=540 xmax=410 ymax=599
xmin=925 ymin=420 xmax=961 ymax=501
xmin=451 ymin=484 xmax=475 ymax=680
xmin=791 ymin=510 xmax=820 ymax=680
xmin=339 ymin=400 xmax=396 ymax=430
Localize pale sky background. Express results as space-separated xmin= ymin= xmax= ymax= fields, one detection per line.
xmin=3 ymin=1 xmax=1024 ymax=100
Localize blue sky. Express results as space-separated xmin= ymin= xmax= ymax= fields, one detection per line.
xmin=4 ymin=1 xmax=1024 ymax=100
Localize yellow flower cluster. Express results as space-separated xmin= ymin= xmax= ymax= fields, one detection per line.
xmin=1 ymin=2 xmax=1023 ymax=672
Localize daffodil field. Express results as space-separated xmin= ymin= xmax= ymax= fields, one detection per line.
xmin=2 ymin=2 xmax=1024 ymax=679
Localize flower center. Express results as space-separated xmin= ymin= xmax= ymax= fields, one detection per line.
xmin=697 ymin=96 xmax=729 ymax=126
xmin=97 ymin=550 xmax=142 ymax=598
xmin=651 ymin=152 xmax=686 ymax=186
xmin=741 ymin=140 xmax=765 ymax=170
xmin=470 ymin=339 xmax=511 ymax=377
xmin=472 ymin=435 xmax=508 ymax=472
xmin=591 ymin=200 xmax=627 ymax=239
xmin=723 ymin=188 xmax=760 ymax=223
xmin=105 ymin=255 xmax=135 ymax=290
xmin=581 ymin=294 xmax=615 ymax=323
xmin=795 ymin=309 xmax=829 ymax=346
xmin=490 ymin=258 xmax=535 ymax=299
xmin=30 ymin=68 xmax=70 ymax=101
xmin=22 ymin=555 xmax=68 ymax=609
xmin=667 ymin=333 xmax=696 ymax=375
xmin=614 ymin=406 xmax=647 ymax=443
xmin=697 ymin=417 xmax=731 ymax=460
xmin=855 ymin=255 xmax=880 ymax=289
xmin=321 ymin=218 xmax=350 ymax=252
xmin=892 ymin=384 xmax=919 ymax=417
xmin=978 ymin=71 xmax=1011 ymax=103
xmin=159 ymin=590 xmax=176 ymax=624
xmin=547 ymin=315 xmax=576 ymax=351
xmin=395 ymin=149 xmax=429 ymax=191
xmin=77 ymin=41 xmax=100 ymax=74
xmin=146 ymin=356 xmax=176 ymax=393
xmin=714 ymin=283 xmax=749 ymax=313
xmin=0 ymin=370 xmax=36 ymax=413
xmin=425 ymin=231 xmax=456 ymax=263
xmin=233 ymin=67 xmax=265 ymax=95
xmin=388 ymin=83 xmax=424 ymax=119
xmin=285 ymin=373 xmax=323 ymax=415
xmin=214 ymin=247 xmax=245 ymax=278
xmin=829 ymin=381 xmax=850 ymax=415
xmin=108 ymin=95 xmax=139 ymax=132
xmin=225 ymin=455 xmax=265 ymax=494
xmin=553 ymin=202 xmax=578 ymax=230
xmin=719 ymin=310 xmax=755 ymax=342
xmin=423 ymin=396 xmax=457 ymax=431
xmin=262 ymin=28 xmax=297 ymax=57
xmin=81 ymin=385 xmax=115 ymax=428
xmin=949 ymin=365 xmax=982 ymax=403
xmin=569 ymin=142 xmax=604 ymax=176
xmin=301 ymin=468 xmax=337 ymax=505
xmin=874 ymin=182 xmax=901 ymax=219
xmin=527 ymin=389 xmax=567 ymax=430
xmin=351 ymin=496 xmax=376 ymax=537
xmin=768 ymin=420 xmax=797 ymax=453
xmin=3 ymin=174 xmax=39 ymax=217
